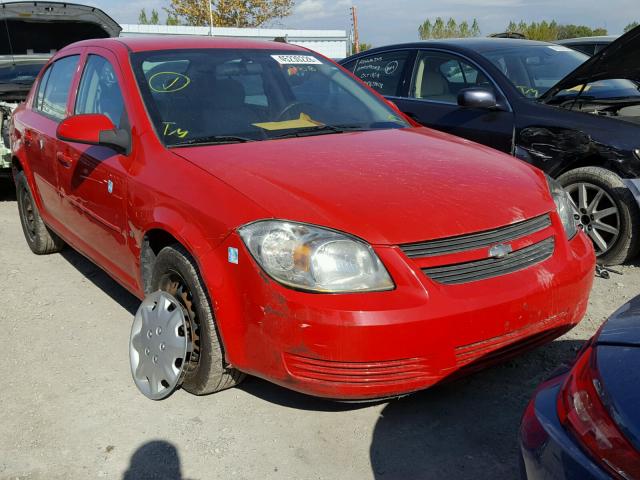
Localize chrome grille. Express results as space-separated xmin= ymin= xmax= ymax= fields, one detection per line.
xmin=400 ymin=214 xmax=551 ymax=258
xmin=423 ymin=237 xmax=555 ymax=285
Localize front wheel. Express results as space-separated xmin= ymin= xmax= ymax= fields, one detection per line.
xmin=558 ymin=167 xmax=640 ymax=265
xmin=150 ymin=244 xmax=245 ymax=395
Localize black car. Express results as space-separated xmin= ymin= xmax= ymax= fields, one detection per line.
xmin=556 ymin=35 xmax=618 ymax=56
xmin=340 ymin=28 xmax=640 ymax=265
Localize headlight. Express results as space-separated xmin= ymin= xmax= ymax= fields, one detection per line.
xmin=546 ymin=175 xmax=578 ymax=239
xmin=238 ymin=220 xmax=394 ymax=293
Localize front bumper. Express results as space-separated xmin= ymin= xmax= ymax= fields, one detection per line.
xmin=205 ymin=229 xmax=595 ymax=400
xmin=519 ymin=377 xmax=610 ymax=480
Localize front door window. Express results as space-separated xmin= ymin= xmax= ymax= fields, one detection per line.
xmin=410 ymin=52 xmax=494 ymax=104
xmin=75 ymin=55 xmax=126 ymax=127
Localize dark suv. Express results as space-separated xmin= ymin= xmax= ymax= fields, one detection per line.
xmin=340 ymin=27 xmax=640 ymax=265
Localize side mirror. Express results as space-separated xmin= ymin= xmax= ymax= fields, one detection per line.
xmin=457 ymin=88 xmax=498 ymax=109
xmin=57 ymin=114 xmax=130 ymax=154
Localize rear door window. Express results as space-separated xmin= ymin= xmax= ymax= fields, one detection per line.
xmin=37 ymin=55 xmax=79 ymax=120
xmin=34 ymin=65 xmax=52 ymax=111
xmin=353 ymin=51 xmax=410 ymax=96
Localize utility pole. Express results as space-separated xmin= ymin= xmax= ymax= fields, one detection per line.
xmin=351 ymin=6 xmax=360 ymax=54
xmin=208 ymin=0 xmax=214 ymax=36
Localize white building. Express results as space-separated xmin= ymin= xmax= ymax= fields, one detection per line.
xmin=119 ymin=24 xmax=349 ymax=59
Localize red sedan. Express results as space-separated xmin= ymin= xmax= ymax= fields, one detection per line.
xmin=10 ymin=37 xmax=595 ymax=400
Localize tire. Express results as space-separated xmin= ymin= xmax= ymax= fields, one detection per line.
xmin=558 ymin=166 xmax=640 ymax=265
xmin=15 ymin=171 xmax=64 ymax=255
xmin=150 ymin=244 xmax=244 ymax=395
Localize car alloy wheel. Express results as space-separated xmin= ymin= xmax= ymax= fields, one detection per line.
xmin=565 ymin=182 xmax=620 ymax=256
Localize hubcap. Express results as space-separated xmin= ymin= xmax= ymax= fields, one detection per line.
xmin=130 ymin=291 xmax=192 ymax=400
xmin=565 ymin=182 xmax=620 ymax=256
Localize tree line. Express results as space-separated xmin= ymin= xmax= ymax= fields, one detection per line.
xmin=136 ymin=2 xmax=640 ymax=48
xmin=418 ymin=18 xmax=481 ymax=39
xmin=138 ymin=0 xmax=294 ymax=28
xmin=418 ymin=17 xmax=639 ymax=41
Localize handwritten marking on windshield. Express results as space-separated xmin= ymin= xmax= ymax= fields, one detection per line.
xmin=149 ymin=72 xmax=191 ymax=93
xmin=163 ymin=122 xmax=189 ymax=138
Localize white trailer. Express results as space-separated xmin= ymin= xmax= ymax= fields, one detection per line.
xmin=119 ymin=24 xmax=349 ymax=60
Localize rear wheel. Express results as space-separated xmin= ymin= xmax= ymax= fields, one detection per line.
xmin=150 ymin=244 xmax=245 ymax=395
xmin=15 ymin=171 xmax=64 ymax=255
xmin=558 ymin=167 xmax=640 ymax=265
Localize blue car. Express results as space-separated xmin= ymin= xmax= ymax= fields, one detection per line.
xmin=519 ymin=296 xmax=640 ymax=479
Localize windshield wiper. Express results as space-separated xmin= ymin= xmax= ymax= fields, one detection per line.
xmin=170 ymin=135 xmax=256 ymax=147
xmin=272 ymin=124 xmax=371 ymax=139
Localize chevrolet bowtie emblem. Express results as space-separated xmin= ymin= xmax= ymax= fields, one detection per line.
xmin=489 ymin=243 xmax=513 ymax=259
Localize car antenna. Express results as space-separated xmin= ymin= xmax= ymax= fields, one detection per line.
xmin=3 ymin=17 xmax=16 ymax=66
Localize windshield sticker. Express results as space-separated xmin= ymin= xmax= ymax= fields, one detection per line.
xmin=548 ymin=46 xmax=573 ymax=52
xmin=162 ymin=122 xmax=189 ymax=139
xmin=253 ymin=113 xmax=324 ymax=131
xmin=149 ymin=72 xmax=191 ymax=93
xmin=271 ymin=55 xmax=322 ymax=65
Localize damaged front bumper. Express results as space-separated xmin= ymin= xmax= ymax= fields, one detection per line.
xmin=207 ymin=228 xmax=595 ymax=400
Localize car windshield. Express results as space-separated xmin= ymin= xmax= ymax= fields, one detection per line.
xmin=0 ymin=59 xmax=48 ymax=86
xmin=131 ymin=49 xmax=408 ymax=146
xmin=554 ymin=79 xmax=640 ymax=101
xmin=479 ymin=45 xmax=588 ymax=98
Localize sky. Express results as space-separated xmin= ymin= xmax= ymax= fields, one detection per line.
xmin=90 ymin=0 xmax=637 ymax=46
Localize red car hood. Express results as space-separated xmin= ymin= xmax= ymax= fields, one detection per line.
xmin=172 ymin=127 xmax=553 ymax=245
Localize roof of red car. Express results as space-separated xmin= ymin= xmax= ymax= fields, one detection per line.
xmin=71 ymin=36 xmax=308 ymax=53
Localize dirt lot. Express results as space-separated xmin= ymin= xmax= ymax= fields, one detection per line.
xmin=0 ymin=178 xmax=638 ymax=480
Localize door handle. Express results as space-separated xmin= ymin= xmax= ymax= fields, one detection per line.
xmin=56 ymin=151 xmax=74 ymax=168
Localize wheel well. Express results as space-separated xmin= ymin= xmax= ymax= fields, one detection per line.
xmin=556 ymin=155 xmax=622 ymax=178
xmin=140 ymin=229 xmax=181 ymax=294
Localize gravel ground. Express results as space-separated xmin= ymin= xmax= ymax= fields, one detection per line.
xmin=1 ymin=178 xmax=638 ymax=480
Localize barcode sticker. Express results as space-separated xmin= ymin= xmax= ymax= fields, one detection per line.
xmin=271 ymin=55 xmax=323 ymax=65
